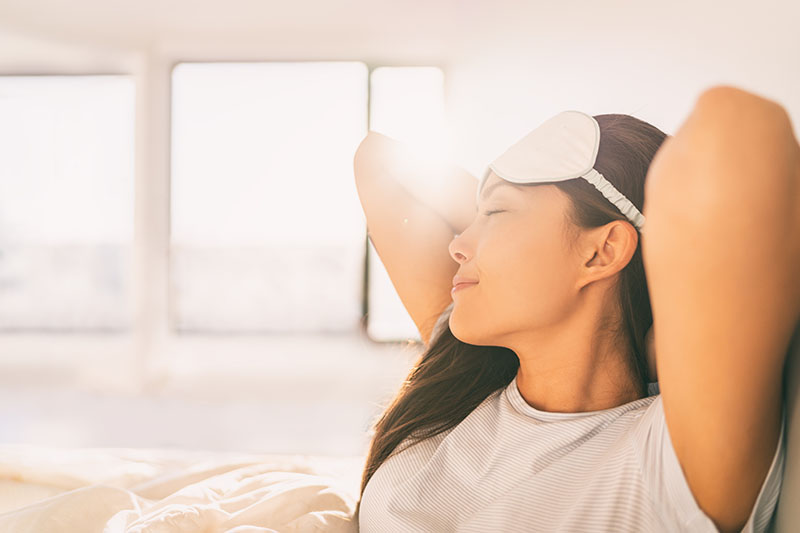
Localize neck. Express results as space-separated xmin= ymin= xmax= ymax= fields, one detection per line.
xmin=507 ymin=288 xmax=644 ymax=413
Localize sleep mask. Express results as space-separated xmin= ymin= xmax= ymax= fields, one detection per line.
xmin=477 ymin=110 xmax=645 ymax=231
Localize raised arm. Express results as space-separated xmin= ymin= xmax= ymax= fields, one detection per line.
xmin=641 ymin=85 xmax=800 ymax=532
xmin=353 ymin=131 xmax=479 ymax=345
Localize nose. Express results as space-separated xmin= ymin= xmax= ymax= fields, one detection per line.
xmin=448 ymin=232 xmax=469 ymax=264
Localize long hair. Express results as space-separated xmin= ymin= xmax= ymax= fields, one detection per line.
xmin=355 ymin=114 xmax=668 ymax=518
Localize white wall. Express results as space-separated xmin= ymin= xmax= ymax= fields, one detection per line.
xmin=442 ymin=0 xmax=800 ymax=175
xmin=1 ymin=0 xmax=797 ymax=173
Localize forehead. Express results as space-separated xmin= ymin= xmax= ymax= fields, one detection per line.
xmin=480 ymin=171 xmax=531 ymax=201
xmin=480 ymin=170 xmax=568 ymax=210
xmin=482 ymin=170 xmax=509 ymax=190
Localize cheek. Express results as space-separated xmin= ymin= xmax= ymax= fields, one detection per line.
xmin=487 ymin=234 xmax=576 ymax=321
xmin=449 ymin=224 xmax=577 ymax=342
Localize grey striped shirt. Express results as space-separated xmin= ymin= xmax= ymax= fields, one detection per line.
xmin=359 ymin=377 xmax=785 ymax=532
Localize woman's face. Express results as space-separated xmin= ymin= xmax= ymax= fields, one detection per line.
xmin=448 ymin=171 xmax=582 ymax=346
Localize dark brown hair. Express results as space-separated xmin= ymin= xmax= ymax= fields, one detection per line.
xmin=354 ymin=114 xmax=668 ymax=518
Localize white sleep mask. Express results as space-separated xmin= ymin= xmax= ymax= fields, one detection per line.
xmin=477 ymin=110 xmax=645 ymax=231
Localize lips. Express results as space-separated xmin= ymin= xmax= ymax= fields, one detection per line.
xmin=452 ymin=275 xmax=478 ymax=287
xmin=452 ymin=275 xmax=479 ymax=290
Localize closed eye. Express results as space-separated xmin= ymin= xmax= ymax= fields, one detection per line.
xmin=483 ymin=209 xmax=505 ymax=217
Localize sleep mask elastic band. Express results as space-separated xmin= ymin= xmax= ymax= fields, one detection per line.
xmin=477 ymin=110 xmax=646 ymax=231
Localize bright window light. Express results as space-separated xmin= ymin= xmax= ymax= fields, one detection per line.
xmin=366 ymin=66 xmax=447 ymax=342
xmin=170 ymin=61 xmax=368 ymax=333
xmin=0 ymin=75 xmax=134 ymax=331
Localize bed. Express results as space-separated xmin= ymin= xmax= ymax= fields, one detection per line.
xmin=0 ymin=445 xmax=365 ymax=532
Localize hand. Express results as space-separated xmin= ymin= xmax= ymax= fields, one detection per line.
xmin=645 ymin=325 xmax=657 ymax=382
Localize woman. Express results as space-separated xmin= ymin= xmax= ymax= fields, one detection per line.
xmin=352 ymin=86 xmax=799 ymax=532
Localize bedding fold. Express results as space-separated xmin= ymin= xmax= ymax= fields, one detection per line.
xmin=0 ymin=445 xmax=363 ymax=533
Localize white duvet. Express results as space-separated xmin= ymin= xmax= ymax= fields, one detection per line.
xmin=0 ymin=445 xmax=364 ymax=532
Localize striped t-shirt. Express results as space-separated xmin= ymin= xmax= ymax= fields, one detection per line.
xmin=359 ymin=377 xmax=786 ymax=532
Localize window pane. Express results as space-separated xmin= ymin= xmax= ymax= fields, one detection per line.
xmin=366 ymin=67 xmax=446 ymax=342
xmin=0 ymin=75 xmax=134 ymax=331
xmin=171 ymin=62 xmax=368 ymax=333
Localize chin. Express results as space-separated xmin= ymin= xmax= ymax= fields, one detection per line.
xmin=448 ymin=313 xmax=486 ymax=346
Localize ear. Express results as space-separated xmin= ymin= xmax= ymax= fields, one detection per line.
xmin=576 ymin=220 xmax=639 ymax=290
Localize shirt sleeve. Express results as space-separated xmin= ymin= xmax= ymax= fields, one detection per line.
xmin=634 ymin=394 xmax=786 ymax=532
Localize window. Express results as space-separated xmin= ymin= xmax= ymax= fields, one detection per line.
xmin=171 ymin=62 xmax=445 ymax=341
xmin=0 ymin=75 xmax=134 ymax=331
xmin=170 ymin=62 xmax=368 ymax=333
xmin=0 ymin=64 xmax=444 ymax=345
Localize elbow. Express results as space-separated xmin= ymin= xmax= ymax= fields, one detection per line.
xmin=353 ymin=133 xmax=376 ymax=186
xmin=689 ymin=85 xmax=795 ymax=150
xmin=694 ymin=85 xmax=791 ymax=123
xmin=353 ymin=131 xmax=380 ymax=175
xmin=354 ymin=131 xmax=397 ymax=188
xmin=645 ymin=85 xmax=797 ymax=220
